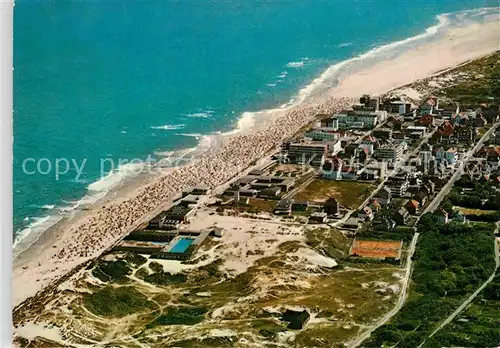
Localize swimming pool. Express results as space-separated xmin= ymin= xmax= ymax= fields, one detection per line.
xmin=169 ymin=238 xmax=194 ymax=253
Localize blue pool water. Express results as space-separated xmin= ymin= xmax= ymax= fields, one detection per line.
xmin=13 ymin=0 xmax=498 ymax=255
xmin=169 ymin=238 xmax=195 ymax=254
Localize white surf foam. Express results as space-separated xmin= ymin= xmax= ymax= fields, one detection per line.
xmin=13 ymin=160 xmax=152 ymax=259
xmin=221 ymin=111 xmax=258 ymax=136
xmin=175 ymin=133 xmax=203 ymax=139
xmin=286 ymin=61 xmax=304 ymax=68
xmin=14 ymin=6 xmax=496 ymax=260
xmin=184 ymin=111 xmax=214 ymax=118
xmin=13 ymin=215 xmax=64 ymax=259
xmin=337 ymin=42 xmax=353 ymax=48
xmin=292 ymin=6 xmax=497 ymax=104
xmin=150 ymin=124 xmax=185 ymax=130
xmin=266 ymin=83 xmax=277 ymax=87
xmin=88 ymin=162 xmax=146 ymax=193
xmin=216 ymin=7 xmax=497 ymax=137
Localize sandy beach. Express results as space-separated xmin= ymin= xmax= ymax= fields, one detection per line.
xmin=12 ymin=14 xmax=500 ymax=310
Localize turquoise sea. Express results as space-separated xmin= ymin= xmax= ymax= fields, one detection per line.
xmin=13 ymin=0 xmax=498 ymax=253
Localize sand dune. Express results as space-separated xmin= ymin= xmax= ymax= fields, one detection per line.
xmin=12 ymin=15 xmax=500 ymax=309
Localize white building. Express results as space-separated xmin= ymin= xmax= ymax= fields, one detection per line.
xmin=304 ymin=129 xmax=339 ymax=142
xmin=419 ymin=150 xmax=433 ymax=164
xmin=386 ymin=173 xmax=410 ymax=197
xmin=322 ymin=157 xmax=343 ymax=180
xmin=389 ymin=101 xmax=412 ymax=115
xmin=444 ymin=148 xmax=458 ymax=166
xmin=319 ymin=117 xmax=339 ymax=130
xmin=435 ymin=147 xmax=458 ymax=166
xmin=337 ymin=110 xmax=379 ymax=129
xmin=376 ymin=143 xmax=405 ymax=163
xmin=405 ymin=125 xmax=427 ymax=134
xmin=288 ymin=143 xmax=327 ymax=167
xmin=358 ymin=143 xmax=375 ymax=156
xmin=326 ymin=139 xmax=343 ymax=154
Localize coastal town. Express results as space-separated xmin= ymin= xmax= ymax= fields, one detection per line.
xmin=8 ymin=0 xmax=500 ymax=345
xmin=12 ymin=56 xmax=500 ymax=347
xmin=105 ymin=93 xmax=500 ymax=265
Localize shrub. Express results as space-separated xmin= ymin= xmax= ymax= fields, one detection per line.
xmin=148 ymin=261 xmax=164 ymax=273
xmin=143 ymin=272 xmax=187 ymax=286
xmin=123 ymin=253 xmax=147 ymax=266
xmin=148 ymin=307 xmax=208 ymax=327
xmin=84 ymin=286 xmax=156 ymax=317
xmin=92 ymin=260 xmax=131 ymax=282
xmin=134 ymin=267 xmax=150 ymax=279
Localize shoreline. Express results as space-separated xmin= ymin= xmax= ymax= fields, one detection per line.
xmin=12 ymin=11 xmax=500 ymax=309
xmin=12 ymin=6 xmax=498 ymax=251
xmin=12 ymin=97 xmax=355 ymax=310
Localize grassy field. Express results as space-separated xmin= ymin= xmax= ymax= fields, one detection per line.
xmin=244 ymin=198 xmax=277 ymax=213
xmin=455 ymin=206 xmax=497 ymax=215
xmin=305 ymin=227 xmax=352 ymax=259
xmin=293 ymin=179 xmax=376 ymax=208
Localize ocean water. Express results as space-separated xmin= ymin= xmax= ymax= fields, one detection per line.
xmin=13 ymin=0 xmax=499 ymax=253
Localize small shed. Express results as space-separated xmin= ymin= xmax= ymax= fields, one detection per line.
xmin=309 ymin=212 xmax=327 ymax=224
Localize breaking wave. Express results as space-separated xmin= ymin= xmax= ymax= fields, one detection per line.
xmin=150 ymin=124 xmax=185 ymax=130
xmin=286 ymin=61 xmax=304 ymax=68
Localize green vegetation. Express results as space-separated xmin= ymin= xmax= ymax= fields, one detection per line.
xmin=143 ymin=271 xmax=187 ymax=286
xmin=148 ymin=261 xmax=164 ymax=273
xmin=84 ymin=286 xmax=156 ymax=317
xmin=293 ymin=179 xmax=375 ymax=208
xmin=250 ymin=319 xmax=287 ymax=338
xmin=147 ymin=306 xmax=208 ymax=327
xmin=425 ymin=274 xmax=500 ymax=347
xmin=239 ymin=198 xmax=277 ymax=213
xmin=305 ymin=228 xmax=351 ymax=258
xmin=463 ymin=210 xmax=500 ymax=222
xmin=123 ymin=252 xmax=147 ymax=266
xmin=204 ymin=271 xmax=254 ymax=296
xmin=454 ymin=206 xmax=497 ymax=215
xmin=411 ymin=51 xmax=500 ymax=107
xmin=134 ymin=267 xmax=150 ymax=279
xmin=441 ymin=52 xmax=500 ymax=105
xmin=440 ymin=177 xmax=500 ymax=215
xmin=361 ymin=226 xmax=414 ymax=242
xmin=91 ymin=260 xmax=132 ymax=282
xmin=295 ymin=325 xmax=360 ymax=348
xmin=168 ymin=336 xmax=237 ymax=347
xmin=362 ymin=214 xmax=497 ymax=347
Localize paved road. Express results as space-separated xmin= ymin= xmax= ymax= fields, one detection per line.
xmin=347 ymin=232 xmax=420 ymax=348
xmin=347 ymin=164 xmax=454 ymax=348
xmin=282 ymin=171 xmax=315 ymax=199
xmin=417 ymin=222 xmax=500 ymax=348
xmin=349 ymin=123 xmax=499 ymax=347
xmin=339 ymin=130 xmax=436 ymax=227
xmin=423 ymin=123 xmax=499 ymax=214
